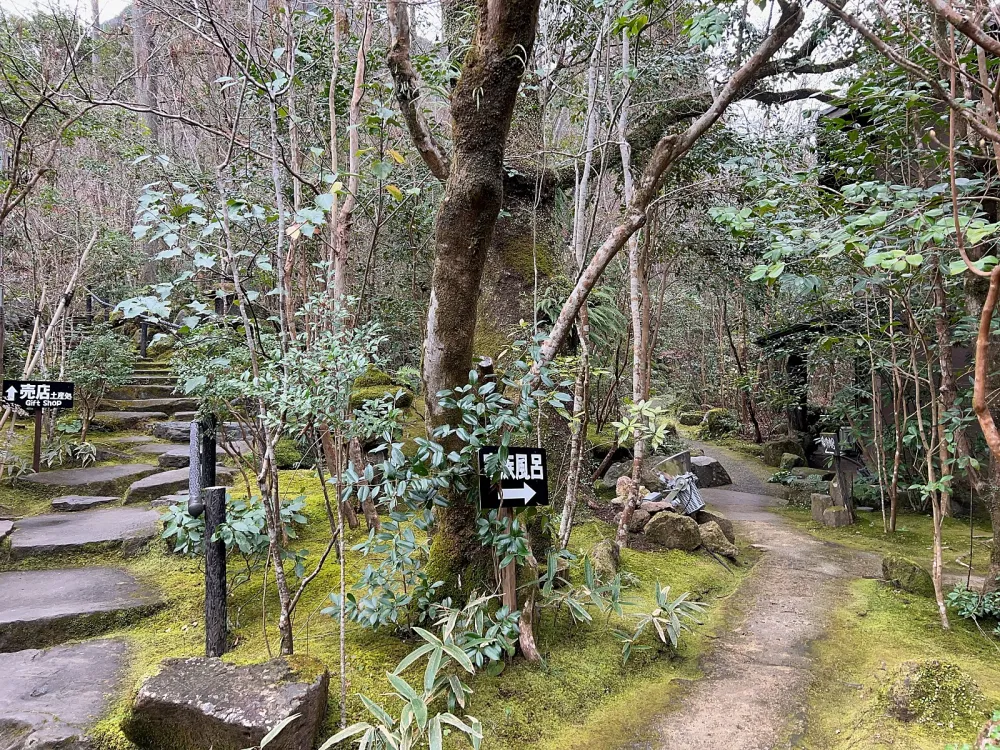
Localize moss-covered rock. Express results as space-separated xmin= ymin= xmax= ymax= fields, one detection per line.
xmin=674 ymin=402 xmax=704 ymax=415
xmin=678 ymin=411 xmax=704 ymax=427
xmin=762 ymin=437 xmax=804 ymax=466
xmin=779 ymin=452 xmax=804 ymax=469
xmin=274 ymin=438 xmax=311 ymax=470
xmin=881 ymin=554 xmax=935 ymax=597
xmin=349 ymin=385 xmax=414 ymax=411
xmin=354 ymin=368 xmax=394 ymax=388
xmin=643 ymin=512 xmax=700 ymax=550
xmin=881 ymin=660 xmax=988 ymax=730
xmin=703 ymin=408 xmax=737 ymax=436
xmin=590 ymin=539 xmax=619 ymax=581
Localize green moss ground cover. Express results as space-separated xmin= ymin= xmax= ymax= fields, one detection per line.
xmin=798 ymin=579 xmax=1000 ymax=749
xmin=778 ymin=507 xmax=994 ymax=580
xmin=2 ymin=437 xmax=753 ymax=750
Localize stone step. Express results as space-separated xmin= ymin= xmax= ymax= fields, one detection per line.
xmin=91 ymin=411 xmax=169 ymax=430
xmin=127 ymin=375 xmax=177 ymax=386
xmin=131 ymin=443 xmax=174 ymax=456
xmin=125 ymin=467 xmax=235 ymax=504
xmin=157 ymin=442 xmax=249 ymax=469
xmin=100 ymin=397 xmax=195 ymax=415
xmin=21 ymin=464 xmax=160 ymax=495
xmin=0 ymin=567 xmax=163 ymax=652
xmin=107 ymin=384 xmax=176 ymax=400
xmin=50 ymin=495 xmax=119 ymax=512
xmin=0 ymin=640 xmax=128 ymax=749
xmin=151 ymin=421 xmax=247 ymax=443
xmin=8 ymin=506 xmax=161 ymax=559
xmin=0 ymin=519 xmax=12 ymax=543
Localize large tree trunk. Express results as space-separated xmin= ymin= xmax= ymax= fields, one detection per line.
xmin=131 ymin=0 xmax=159 ymax=143
xmin=421 ymin=0 xmax=542 ymax=594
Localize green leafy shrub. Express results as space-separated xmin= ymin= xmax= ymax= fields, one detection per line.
xmin=947 ymin=585 xmax=1000 ymax=634
xmin=68 ymin=324 xmax=137 ymax=440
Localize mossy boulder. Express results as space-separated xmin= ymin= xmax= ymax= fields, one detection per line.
xmin=882 ymin=554 xmax=935 ymax=597
xmin=643 ymin=511 xmax=700 ymax=550
xmin=698 ymin=521 xmax=738 ymax=558
xmin=881 ymin=660 xmax=987 ymax=730
xmin=590 ymin=539 xmax=619 ymax=581
xmin=350 ymin=385 xmax=414 ymax=411
xmin=275 ymin=438 xmax=313 ymax=469
xmin=674 ymin=402 xmax=704 ymax=415
xmin=354 ymin=368 xmax=394 ymax=388
xmin=762 ymin=437 xmax=804 ymax=467
xmin=779 ymin=452 xmax=804 ymax=469
xmin=703 ymin=408 xmax=737 ymax=436
xmin=678 ymin=411 xmax=704 ymax=427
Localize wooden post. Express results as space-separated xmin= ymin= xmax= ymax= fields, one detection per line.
xmin=31 ymin=409 xmax=42 ymax=472
xmin=139 ymin=321 xmax=148 ymax=358
xmin=199 ymin=413 xmax=217 ymax=490
xmin=85 ymin=291 xmax=93 ymax=325
xmin=203 ymin=485 xmax=228 ymax=657
xmin=498 ymin=506 xmax=517 ymax=612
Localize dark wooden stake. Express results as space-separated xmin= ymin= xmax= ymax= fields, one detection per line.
xmin=32 ymin=409 xmax=42 ymax=472
xmin=85 ymin=291 xmax=93 ymax=325
xmin=203 ymin=485 xmax=228 ymax=657
xmin=139 ymin=321 xmax=148 ymax=358
xmin=199 ymin=413 xmax=217 ymax=490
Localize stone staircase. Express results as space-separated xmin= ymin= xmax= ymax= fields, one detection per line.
xmin=0 ymin=355 xmax=242 ymax=749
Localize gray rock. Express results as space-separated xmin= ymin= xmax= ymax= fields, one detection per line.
xmin=780 ymin=477 xmax=830 ymax=508
xmin=779 ymin=452 xmax=804 ymax=469
xmin=643 ymin=511 xmax=701 ymax=550
xmin=125 ymin=467 xmax=234 ymax=504
xmin=9 ymin=506 xmax=161 ymax=559
xmin=762 ymin=437 xmax=805 ymax=467
xmin=0 ymin=519 xmax=12 ymax=543
xmin=590 ymin=539 xmax=620 ymax=581
xmin=21 ymin=464 xmax=159 ymax=495
xmin=811 ymin=493 xmax=833 ymax=523
xmin=124 ymin=657 xmax=329 ymax=750
xmin=613 ymin=508 xmax=651 ymax=533
xmin=640 ymin=499 xmax=674 ymax=514
xmin=0 ymin=640 xmax=128 ymax=750
xmin=91 ymin=411 xmax=169 ymax=429
xmin=156 ymin=443 xmax=248 ymax=469
xmin=694 ymin=509 xmax=735 ymax=543
xmin=823 ymin=505 xmax=853 ymax=528
xmin=50 ymin=495 xmax=119 ymax=512
xmin=0 ymin=568 xmax=162 ymax=652
xmin=152 ymin=492 xmax=189 ymax=508
xmin=690 ymin=455 xmax=732 ymax=487
xmin=699 ymin=521 xmax=738 ymax=558
xmin=108 ymin=435 xmax=158 ymax=444
xmin=131 ymin=443 xmax=174 ymax=456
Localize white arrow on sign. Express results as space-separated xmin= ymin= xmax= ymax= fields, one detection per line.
xmin=4 ymin=386 xmax=15 ymax=402
xmin=501 ymin=482 xmax=536 ymax=505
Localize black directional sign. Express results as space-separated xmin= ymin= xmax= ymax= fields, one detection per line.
xmin=478 ymin=446 xmax=549 ymax=509
xmin=2 ymin=380 xmax=75 ymax=410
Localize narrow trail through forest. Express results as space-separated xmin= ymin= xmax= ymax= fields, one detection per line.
xmin=635 ymin=441 xmax=881 ymax=750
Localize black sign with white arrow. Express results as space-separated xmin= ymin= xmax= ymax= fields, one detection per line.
xmin=2 ymin=380 xmax=75 ymax=411
xmin=478 ymin=446 xmax=549 ymax=509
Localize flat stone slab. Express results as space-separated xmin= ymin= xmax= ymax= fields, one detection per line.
xmin=106 ymin=384 xmax=175 ymax=400
xmin=151 ymin=421 xmax=246 ymax=443
xmin=125 ymin=467 xmax=234 ymax=504
xmin=0 ymin=519 xmax=12 ymax=542
xmin=124 ymin=656 xmax=329 ymax=750
xmin=50 ymin=495 xmax=119 ymax=512
xmin=0 ymin=568 xmax=162 ymax=652
xmin=157 ymin=443 xmax=249 ymax=469
xmin=101 ymin=397 xmax=195 ymax=415
xmin=21 ymin=463 xmax=159 ymax=495
xmin=9 ymin=506 xmax=161 ymax=559
xmin=131 ymin=443 xmax=174 ymax=456
xmin=92 ymin=411 xmax=169 ymax=429
xmin=0 ymin=640 xmax=128 ymax=750
xmin=108 ymin=436 xmax=160 ymax=444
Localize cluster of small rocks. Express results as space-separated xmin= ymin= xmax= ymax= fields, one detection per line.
xmin=611 ymin=476 xmax=738 ymax=558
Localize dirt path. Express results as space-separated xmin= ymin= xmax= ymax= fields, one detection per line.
xmin=634 ymin=441 xmax=880 ymax=749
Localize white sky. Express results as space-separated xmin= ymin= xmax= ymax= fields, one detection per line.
xmin=1 ymin=0 xmax=130 ymax=23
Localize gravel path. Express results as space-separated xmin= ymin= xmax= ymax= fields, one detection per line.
xmin=632 ymin=440 xmax=879 ymax=750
